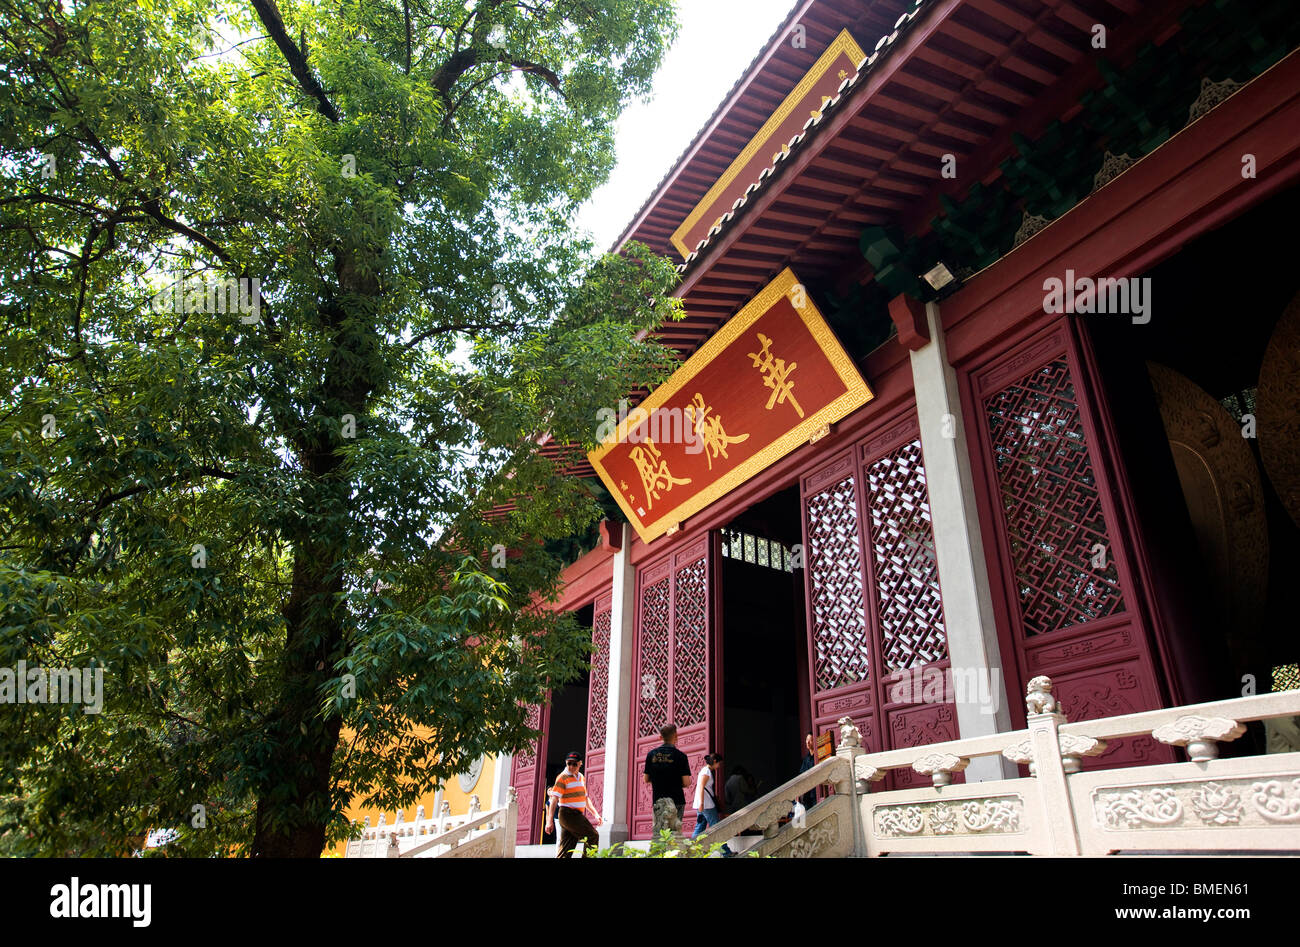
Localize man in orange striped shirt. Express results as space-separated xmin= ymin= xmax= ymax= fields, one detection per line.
xmin=544 ymin=751 xmax=603 ymax=858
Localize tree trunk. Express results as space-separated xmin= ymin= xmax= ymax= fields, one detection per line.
xmin=250 ymin=248 xmax=382 ymax=857
xmin=249 ymin=541 xmax=347 ymax=857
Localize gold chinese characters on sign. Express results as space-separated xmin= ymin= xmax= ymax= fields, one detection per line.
xmin=747 ymin=333 xmax=805 ymax=419
xmin=628 ymin=438 xmax=691 ymax=513
xmin=685 ymin=393 xmax=750 ymax=471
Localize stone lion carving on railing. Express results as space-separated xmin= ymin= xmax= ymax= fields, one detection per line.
xmin=1025 ymin=676 xmax=1058 ymax=715
xmin=653 ymin=797 xmax=682 ymax=833
xmin=837 ymin=716 xmax=863 ymax=748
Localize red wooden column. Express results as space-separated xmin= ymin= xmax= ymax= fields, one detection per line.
xmin=627 ymin=535 xmax=713 ymax=839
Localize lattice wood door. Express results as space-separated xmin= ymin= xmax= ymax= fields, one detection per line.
xmin=968 ymin=321 xmax=1173 ymax=769
xmin=628 ymin=536 xmax=713 ymax=839
xmin=510 ymin=701 xmax=548 ymax=845
xmin=800 ymin=412 xmax=954 ymax=788
xmin=584 ymin=593 xmax=613 ymax=817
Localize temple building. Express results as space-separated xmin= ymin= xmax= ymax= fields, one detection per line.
xmin=505 ymin=0 xmax=1300 ymax=847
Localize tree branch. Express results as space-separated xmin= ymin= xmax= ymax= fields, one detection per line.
xmin=433 ymin=49 xmax=565 ymax=105
xmin=249 ymin=0 xmax=340 ymax=122
xmin=403 ymin=0 xmax=412 ymax=75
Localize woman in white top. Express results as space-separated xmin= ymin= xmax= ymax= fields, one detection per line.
xmin=692 ymin=752 xmax=724 ymax=839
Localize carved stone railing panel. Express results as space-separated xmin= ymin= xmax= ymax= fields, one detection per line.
xmin=1070 ymin=756 xmax=1300 ymax=854
xmin=874 ymin=795 xmax=1025 ymax=840
xmin=756 ymin=794 xmax=853 ymax=858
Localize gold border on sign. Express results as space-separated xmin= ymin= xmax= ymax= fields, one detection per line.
xmin=589 ymin=268 xmax=874 ymax=545
xmin=669 ymin=29 xmax=866 ymax=260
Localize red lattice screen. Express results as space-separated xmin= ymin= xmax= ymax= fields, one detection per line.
xmin=673 ymin=559 xmax=709 ymax=727
xmin=972 ymin=326 xmax=1172 ymax=771
xmin=635 ymin=577 xmax=671 ymax=738
xmin=801 ymin=419 xmax=954 ymax=786
xmin=983 ymin=357 xmax=1126 ymax=636
xmin=588 ymin=609 xmax=613 ymax=749
xmin=629 ymin=540 xmax=713 ymax=839
xmin=516 ymin=704 xmax=540 ymax=767
xmin=805 ymin=473 xmax=869 ymax=693
xmin=864 ymin=437 xmax=947 ymax=671
xmin=585 ymin=600 xmax=613 ymax=816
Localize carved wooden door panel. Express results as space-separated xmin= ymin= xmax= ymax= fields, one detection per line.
xmin=584 ymin=594 xmax=614 ymax=817
xmin=968 ymin=321 xmax=1174 ymax=769
xmin=858 ymin=417 xmax=954 ymax=789
xmin=800 ymin=412 xmax=954 ymax=789
xmin=510 ymin=702 xmax=548 ymax=845
xmin=802 ymin=450 xmax=878 ymax=753
xmin=628 ymin=535 xmax=713 ymax=839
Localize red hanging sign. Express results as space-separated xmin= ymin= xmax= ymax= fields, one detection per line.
xmin=589 ymin=268 xmax=873 ymax=544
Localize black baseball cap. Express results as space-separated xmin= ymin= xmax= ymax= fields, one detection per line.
xmin=565 ymin=751 xmax=582 ymax=762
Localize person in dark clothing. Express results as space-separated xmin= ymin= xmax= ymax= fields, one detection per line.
xmin=643 ymin=722 xmax=692 ymax=836
xmin=797 ymin=732 xmax=817 ymax=809
xmin=724 ymin=765 xmax=758 ymax=812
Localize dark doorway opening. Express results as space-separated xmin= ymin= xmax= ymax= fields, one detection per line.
xmin=539 ymin=603 xmax=592 ymax=845
xmin=1086 ymin=179 xmax=1300 ymax=745
xmin=718 ymin=484 xmax=807 ymax=812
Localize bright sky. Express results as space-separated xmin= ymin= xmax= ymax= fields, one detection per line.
xmin=575 ymin=0 xmax=797 ymax=251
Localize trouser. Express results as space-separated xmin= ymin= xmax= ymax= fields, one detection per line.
xmin=692 ymin=806 xmax=720 ymax=837
xmin=556 ymin=807 xmax=599 ymax=858
xmin=692 ymin=807 xmax=734 ymax=856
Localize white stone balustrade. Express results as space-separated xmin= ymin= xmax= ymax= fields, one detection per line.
xmin=1151 ymin=714 xmax=1247 ymax=762
xmin=698 ymin=680 xmax=1300 ymax=858
xmin=344 ymin=788 xmax=518 ymax=859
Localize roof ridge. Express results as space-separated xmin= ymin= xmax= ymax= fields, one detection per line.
xmin=609 ymin=0 xmax=817 ymax=254
xmin=673 ymin=0 xmax=931 ymax=276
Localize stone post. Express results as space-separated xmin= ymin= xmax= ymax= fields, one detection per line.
xmin=834 ymin=716 xmax=873 ymax=856
xmin=503 ymin=787 xmax=519 ymax=858
xmin=906 ymin=297 xmax=1016 ymax=780
xmin=600 ymin=521 xmax=637 ymax=845
xmin=1018 ymin=677 xmax=1083 ymax=855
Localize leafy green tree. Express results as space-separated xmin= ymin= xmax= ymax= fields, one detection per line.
xmin=0 ymin=0 xmax=681 ymax=856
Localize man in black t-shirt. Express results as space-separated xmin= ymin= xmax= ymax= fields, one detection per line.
xmin=643 ymin=722 xmax=692 ymax=836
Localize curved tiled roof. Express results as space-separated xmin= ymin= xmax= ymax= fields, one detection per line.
xmin=674 ymin=0 xmax=932 ymax=273
xmin=614 ymin=0 xmax=918 ymax=261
